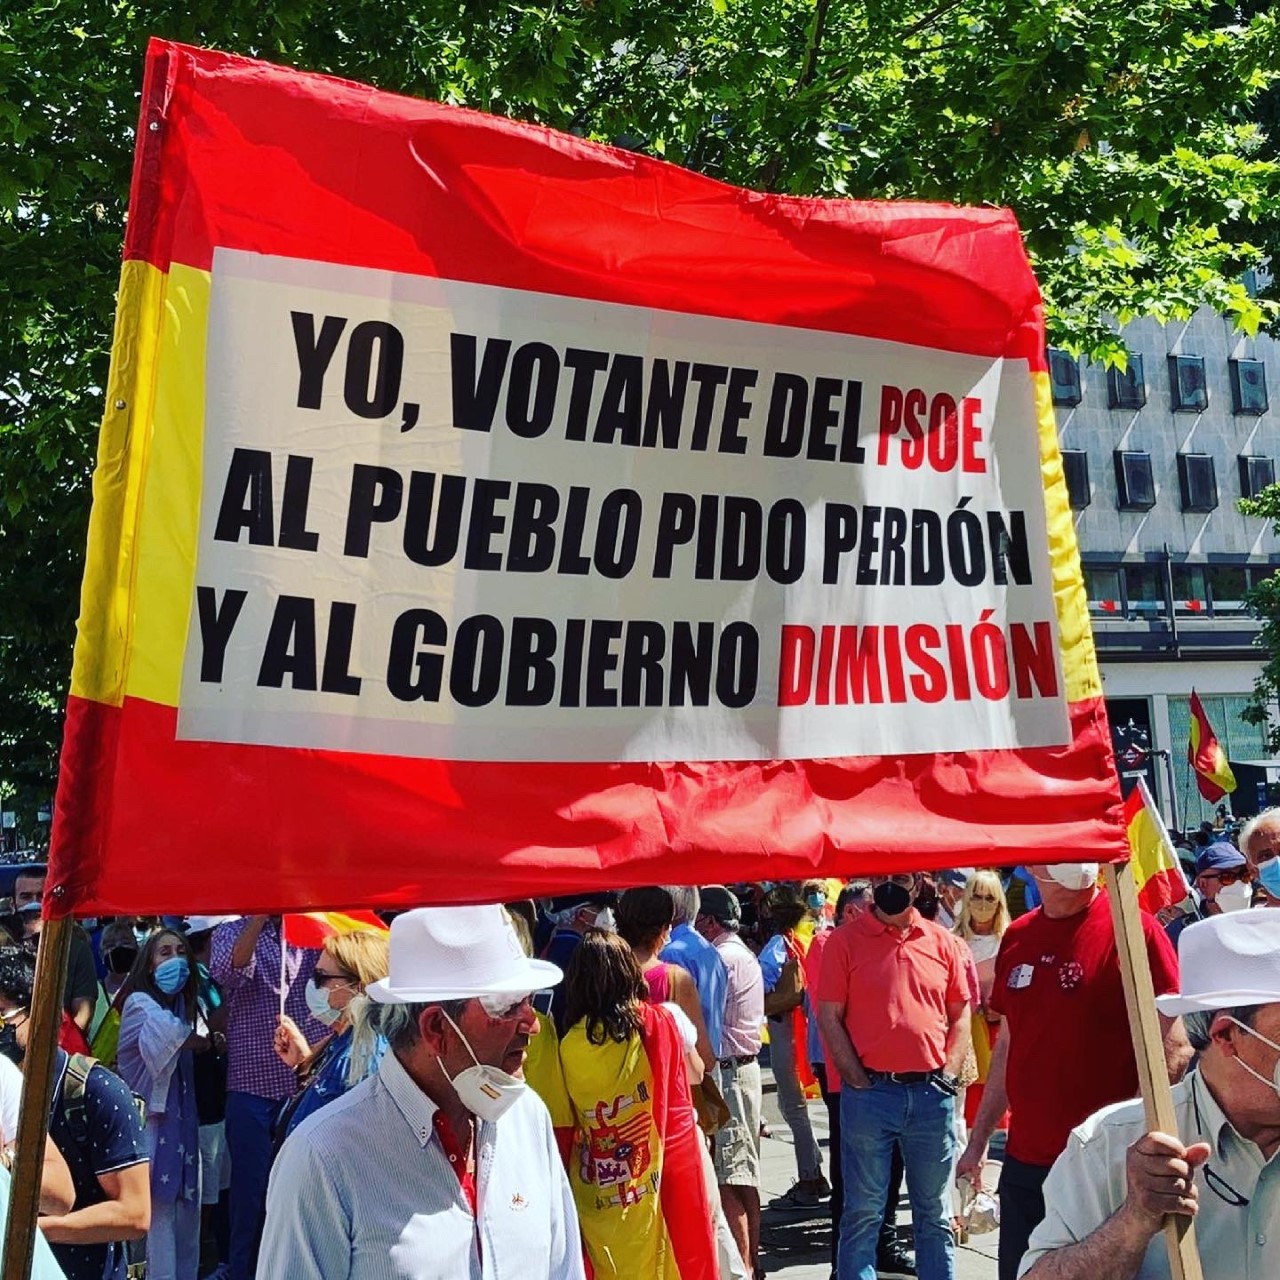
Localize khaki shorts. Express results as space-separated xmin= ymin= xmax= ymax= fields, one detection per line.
xmin=713 ymin=1058 xmax=762 ymax=1187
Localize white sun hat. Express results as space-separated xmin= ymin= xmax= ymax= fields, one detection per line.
xmin=1154 ymin=910 xmax=1280 ymax=1016
xmin=366 ymin=905 xmax=562 ymax=1004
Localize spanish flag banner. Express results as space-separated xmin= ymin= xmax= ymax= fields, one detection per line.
xmin=1188 ymin=690 xmax=1237 ymax=804
xmin=48 ymin=41 xmax=1121 ymax=914
xmin=1122 ymin=778 xmax=1189 ymax=914
xmin=282 ymin=911 xmax=388 ymax=949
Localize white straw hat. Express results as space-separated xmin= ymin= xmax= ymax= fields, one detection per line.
xmin=1155 ymin=910 xmax=1280 ymax=1016
xmin=366 ymin=905 xmax=562 ymax=1004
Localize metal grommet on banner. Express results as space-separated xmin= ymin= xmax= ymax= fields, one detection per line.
xmin=115 ymin=399 xmax=127 ymax=411
xmin=148 ymin=120 xmax=161 ymax=132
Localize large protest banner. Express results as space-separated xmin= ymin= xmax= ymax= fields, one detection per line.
xmin=46 ymin=39 xmax=1123 ymax=915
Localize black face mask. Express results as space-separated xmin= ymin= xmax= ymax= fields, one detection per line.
xmin=106 ymin=946 xmax=138 ymax=976
xmin=0 ymin=1025 xmax=24 ymax=1067
xmin=873 ymin=880 xmax=914 ymax=916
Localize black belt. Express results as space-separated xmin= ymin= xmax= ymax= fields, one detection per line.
xmin=719 ymin=1055 xmax=757 ymax=1068
xmin=866 ymin=1069 xmax=936 ymax=1084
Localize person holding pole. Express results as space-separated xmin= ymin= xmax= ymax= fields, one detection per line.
xmin=957 ymin=862 xmax=1191 ymax=1280
xmin=1021 ymin=909 xmax=1280 ymax=1278
xmin=210 ymin=915 xmax=320 ymax=1280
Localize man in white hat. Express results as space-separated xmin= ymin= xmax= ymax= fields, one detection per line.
xmin=257 ymin=906 xmax=585 ymax=1279
xmin=1020 ymin=910 xmax=1280 ymax=1279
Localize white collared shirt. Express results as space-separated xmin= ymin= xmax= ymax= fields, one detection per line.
xmin=258 ymin=1048 xmax=585 ymax=1280
xmin=1021 ymin=1070 xmax=1280 ymax=1279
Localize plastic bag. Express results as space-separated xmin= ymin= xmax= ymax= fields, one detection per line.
xmin=959 ymin=1173 xmax=1000 ymax=1236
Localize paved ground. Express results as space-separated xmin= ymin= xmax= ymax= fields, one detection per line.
xmin=754 ymin=1065 xmax=1001 ymax=1278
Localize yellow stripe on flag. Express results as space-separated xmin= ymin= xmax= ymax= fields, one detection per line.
xmin=1032 ymin=370 xmax=1099 ymax=705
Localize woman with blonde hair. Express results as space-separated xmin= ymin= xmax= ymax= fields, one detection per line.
xmin=953 ymin=870 xmax=1010 ymax=1127
xmin=272 ymin=927 xmax=390 ymax=1140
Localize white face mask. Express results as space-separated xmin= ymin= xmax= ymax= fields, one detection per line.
xmin=1227 ymin=1017 xmax=1280 ymax=1096
xmin=1214 ymin=880 xmax=1254 ymax=914
xmin=593 ymin=907 xmax=616 ymax=933
xmin=439 ymin=1010 xmax=528 ymax=1123
xmin=1044 ymin=863 xmax=1100 ymax=892
xmin=304 ymin=978 xmax=343 ymax=1027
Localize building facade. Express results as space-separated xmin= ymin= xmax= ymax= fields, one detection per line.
xmin=1052 ymin=305 xmax=1280 ymax=830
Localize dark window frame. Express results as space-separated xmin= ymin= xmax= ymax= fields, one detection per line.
xmin=1177 ymin=453 xmax=1218 ymax=513
xmin=1168 ymin=354 xmax=1209 ymax=413
xmin=1114 ymin=450 xmax=1156 ymax=511
xmin=1239 ymin=455 xmax=1276 ymax=499
xmin=1106 ymin=355 xmax=1147 ymax=411
xmin=1048 ymin=349 xmax=1082 ymax=407
xmin=1229 ymin=358 xmax=1268 ymax=415
xmin=1061 ymin=450 xmax=1091 ymax=509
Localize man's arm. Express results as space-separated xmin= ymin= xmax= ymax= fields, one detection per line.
xmin=1021 ymin=1132 xmax=1209 ymax=1280
xmin=39 ymin=1137 xmax=74 ymax=1216
xmin=941 ymin=998 xmax=972 ymax=1078
xmin=817 ymin=1001 xmax=870 ymax=1089
xmin=38 ymin=1161 xmax=150 ymax=1243
xmin=230 ymin=915 xmax=269 ymax=972
xmin=1159 ymin=1014 xmax=1192 ymax=1084
xmin=957 ymin=1019 xmax=1009 ymax=1179
xmin=258 ymin=1136 xmax=351 ymax=1280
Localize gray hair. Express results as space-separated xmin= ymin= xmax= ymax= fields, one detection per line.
xmin=346 ymin=995 xmax=469 ymax=1084
xmin=1183 ymin=1004 xmax=1257 ymax=1052
xmin=663 ymin=886 xmax=701 ymax=927
xmin=1238 ymin=808 xmax=1280 ymax=856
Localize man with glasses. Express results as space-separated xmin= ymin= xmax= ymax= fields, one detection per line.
xmin=259 ymin=905 xmax=584 ymax=1279
xmin=1022 ymin=910 xmax=1280 ymax=1279
xmin=818 ymin=871 xmax=972 ymax=1280
xmin=958 ymin=861 xmax=1190 ymax=1280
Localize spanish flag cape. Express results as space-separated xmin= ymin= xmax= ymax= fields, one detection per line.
xmin=559 ymin=1003 xmax=716 ymax=1280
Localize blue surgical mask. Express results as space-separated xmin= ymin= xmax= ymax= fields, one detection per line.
xmin=1259 ymin=858 xmax=1280 ymax=900
xmin=807 ymin=893 xmax=826 ymax=910
xmin=154 ymin=956 xmax=189 ymax=995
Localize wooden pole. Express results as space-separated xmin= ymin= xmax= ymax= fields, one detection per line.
xmin=2 ymin=914 xmax=73 ymax=1280
xmin=1104 ymin=861 xmax=1203 ymax=1280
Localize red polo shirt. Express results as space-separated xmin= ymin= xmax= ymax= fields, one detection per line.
xmin=818 ymin=908 xmax=967 ymax=1074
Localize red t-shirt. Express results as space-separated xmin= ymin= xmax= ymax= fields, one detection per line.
xmin=818 ymin=908 xmax=968 ymax=1074
xmin=989 ymin=891 xmax=1179 ymax=1167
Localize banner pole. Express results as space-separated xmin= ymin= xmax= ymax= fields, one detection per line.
xmin=1103 ymin=862 xmax=1203 ymax=1280
xmin=2 ymin=914 xmax=73 ymax=1280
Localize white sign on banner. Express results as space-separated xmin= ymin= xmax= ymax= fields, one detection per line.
xmin=177 ymin=249 xmax=1068 ymax=763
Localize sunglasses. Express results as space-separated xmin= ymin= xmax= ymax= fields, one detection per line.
xmin=477 ymin=992 xmax=535 ymax=1021
xmin=312 ymin=970 xmax=357 ymax=988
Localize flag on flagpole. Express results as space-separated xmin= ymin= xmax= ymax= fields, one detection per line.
xmin=1187 ymin=690 xmax=1237 ymax=803
xmin=1122 ymin=777 xmax=1190 ymax=913
xmin=282 ymin=910 xmax=388 ymax=950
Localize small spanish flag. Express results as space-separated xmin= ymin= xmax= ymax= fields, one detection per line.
xmin=282 ymin=911 xmax=388 ymax=949
xmin=1188 ymin=690 xmax=1237 ymax=803
xmin=1122 ymin=778 xmax=1190 ymax=913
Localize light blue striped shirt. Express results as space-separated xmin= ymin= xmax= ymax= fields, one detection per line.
xmin=259 ymin=1048 xmax=585 ymax=1279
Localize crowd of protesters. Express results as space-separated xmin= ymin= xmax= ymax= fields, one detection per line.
xmin=0 ymin=821 xmax=1277 ymax=1279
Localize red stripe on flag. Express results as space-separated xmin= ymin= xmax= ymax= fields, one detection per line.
xmin=123 ymin=40 xmax=1048 ymax=368
xmin=48 ymin=694 xmax=1124 ymax=915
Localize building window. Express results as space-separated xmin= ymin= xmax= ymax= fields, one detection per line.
xmin=1061 ymin=450 xmax=1090 ymax=508
xmin=1048 ymin=349 xmax=1082 ymax=406
xmin=1230 ymin=359 xmax=1268 ymax=415
xmin=1177 ymin=454 xmax=1218 ymax=513
xmin=1172 ymin=564 xmax=1208 ymax=615
xmin=1239 ymin=455 xmax=1275 ymax=499
xmin=1083 ymin=565 xmax=1122 ymax=615
xmin=1207 ymin=564 xmax=1249 ymax=617
xmin=1124 ymin=564 xmax=1166 ymax=619
xmin=1107 ymin=355 xmax=1146 ymax=410
xmin=1169 ymin=354 xmax=1209 ymax=413
xmin=1114 ymin=450 xmax=1156 ymax=511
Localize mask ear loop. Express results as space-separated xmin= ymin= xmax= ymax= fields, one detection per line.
xmin=439 ymin=1007 xmax=484 ymax=1073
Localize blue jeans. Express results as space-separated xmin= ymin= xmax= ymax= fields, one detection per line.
xmin=838 ymin=1078 xmax=955 ymax=1280
xmin=225 ymin=1090 xmax=279 ymax=1280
